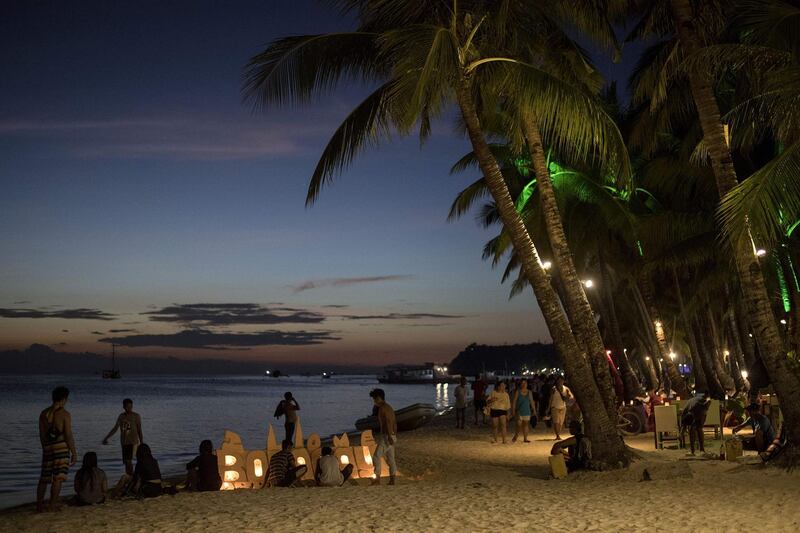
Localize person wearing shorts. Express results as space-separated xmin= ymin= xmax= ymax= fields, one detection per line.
xmin=103 ymin=398 xmax=143 ymax=475
xmin=37 ymin=386 xmax=77 ymax=513
xmin=487 ymin=382 xmax=511 ymax=444
xmin=511 ymin=379 xmax=536 ymax=443
xmin=549 ymin=377 xmax=573 ymax=440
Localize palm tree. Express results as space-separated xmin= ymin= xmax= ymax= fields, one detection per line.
xmin=627 ymin=0 xmax=800 ymax=450
xmin=243 ymin=1 xmax=629 ymax=466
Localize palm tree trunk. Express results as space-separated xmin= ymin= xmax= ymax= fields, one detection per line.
xmin=599 ymin=255 xmax=642 ymax=401
xmin=454 ymin=77 xmax=627 ymax=467
xmin=672 ymin=267 xmax=708 ymax=391
xmin=520 ymin=112 xmax=619 ymax=419
xmin=638 ymin=276 xmax=691 ymax=398
xmin=670 ymin=0 xmax=800 ymax=448
xmin=706 ymin=307 xmax=734 ymax=392
xmin=693 ymin=317 xmax=726 ymax=398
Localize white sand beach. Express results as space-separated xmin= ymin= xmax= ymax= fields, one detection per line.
xmin=4 ymin=411 xmax=799 ymax=533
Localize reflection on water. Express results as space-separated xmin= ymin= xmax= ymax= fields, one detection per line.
xmin=0 ymin=375 xmax=452 ymax=509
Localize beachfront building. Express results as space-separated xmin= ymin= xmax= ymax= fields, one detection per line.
xmin=378 ymin=363 xmax=455 ymax=384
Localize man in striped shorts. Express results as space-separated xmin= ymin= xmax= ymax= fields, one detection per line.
xmin=37 ymin=386 xmax=77 ymax=512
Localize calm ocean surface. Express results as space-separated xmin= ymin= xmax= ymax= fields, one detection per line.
xmin=0 ymin=374 xmax=454 ymax=509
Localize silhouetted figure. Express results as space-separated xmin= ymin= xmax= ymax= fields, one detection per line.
xmin=37 ymin=386 xmax=77 ymax=513
xmin=315 ymin=446 xmax=354 ymax=487
xmin=74 ymin=452 xmax=107 ymax=505
xmin=185 ymin=439 xmax=221 ymax=492
xmin=274 ymin=392 xmax=300 ymax=445
xmin=128 ymin=443 xmax=162 ymax=498
xmin=265 ymin=439 xmax=307 ymax=487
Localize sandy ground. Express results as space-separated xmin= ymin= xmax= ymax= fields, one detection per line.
xmin=3 ymin=411 xmax=799 ymax=533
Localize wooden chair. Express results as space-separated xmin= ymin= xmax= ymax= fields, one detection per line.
xmin=654 ymin=404 xmax=681 ymax=449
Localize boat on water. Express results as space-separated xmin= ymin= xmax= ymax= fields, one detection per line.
xmin=102 ymin=344 xmax=121 ymax=379
xmin=355 ymin=403 xmax=437 ymax=432
xmin=322 ymin=372 xmax=332 ymax=379
xmin=377 ymin=362 xmax=460 ymax=384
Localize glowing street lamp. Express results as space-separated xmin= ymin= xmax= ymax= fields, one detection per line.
xmin=755 ymin=249 xmax=767 ymax=257
xmin=582 ymin=279 xmax=594 ymax=288
xmin=780 ymin=319 xmax=787 ymax=325
xmin=669 ymin=352 xmax=676 ymax=360
xmin=741 ymin=370 xmax=749 ymax=380
xmin=541 ymin=260 xmax=552 ymax=270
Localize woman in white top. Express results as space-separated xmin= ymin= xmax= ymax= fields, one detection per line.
xmin=487 ymin=382 xmax=511 ymax=444
xmin=549 ymin=376 xmax=573 ymax=440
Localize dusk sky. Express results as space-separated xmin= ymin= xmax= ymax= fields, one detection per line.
xmin=1 ymin=1 xmax=640 ymax=367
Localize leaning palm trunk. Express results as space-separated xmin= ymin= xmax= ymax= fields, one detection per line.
xmin=521 ymin=112 xmax=619 ymax=419
xmin=637 ymin=277 xmax=691 ymax=398
xmin=693 ymin=318 xmax=726 ymax=399
xmin=455 ymin=77 xmax=627 ymax=467
xmin=706 ymin=307 xmax=734 ymax=392
xmin=671 ymin=0 xmax=800 ymax=449
xmin=672 ymin=267 xmax=709 ymax=392
xmin=600 ymin=258 xmax=642 ymax=401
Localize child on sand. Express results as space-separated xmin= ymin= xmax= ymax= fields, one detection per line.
xmin=315 ymin=446 xmax=354 ymax=487
xmin=74 ymin=452 xmax=107 ymax=505
xmin=186 ymin=439 xmax=222 ymax=492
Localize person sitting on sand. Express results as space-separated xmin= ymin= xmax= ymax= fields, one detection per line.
xmin=315 ymin=446 xmax=354 ymax=487
xmin=549 ymin=377 xmax=573 ymax=440
xmin=274 ymin=392 xmax=300 ymax=446
xmin=487 ymin=382 xmax=510 ymax=444
xmin=37 ymin=386 xmax=77 ymax=513
xmin=472 ymin=375 xmax=487 ymax=425
xmin=265 ymin=439 xmax=307 ymax=488
xmin=550 ymin=420 xmax=592 ymax=472
xmin=74 ymin=452 xmax=107 ymax=505
xmin=128 ymin=443 xmax=162 ymax=498
xmin=454 ymin=376 xmax=468 ymax=429
xmin=680 ymin=391 xmax=712 ymax=455
xmin=185 ymin=439 xmax=221 ymax=492
xmin=511 ymin=378 xmax=535 ymax=443
xmin=733 ymin=403 xmax=775 ymax=453
xmin=102 ymin=398 xmax=143 ymax=476
xmin=370 ymin=388 xmax=397 ymax=485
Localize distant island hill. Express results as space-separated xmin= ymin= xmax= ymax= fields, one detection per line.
xmin=0 ymin=342 xmax=559 ymax=376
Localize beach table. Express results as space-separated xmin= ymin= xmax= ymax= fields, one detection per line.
xmin=654 ymin=404 xmax=681 ymax=449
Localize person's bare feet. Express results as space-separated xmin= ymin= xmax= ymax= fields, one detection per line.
xmin=370 ymin=478 xmax=381 ymax=486
xmin=555 ymin=435 xmax=561 ymax=440
xmin=512 ymin=435 xmax=518 ymax=443
xmin=523 ymin=439 xmax=531 ymax=443
xmin=388 ymin=476 xmax=395 ymax=486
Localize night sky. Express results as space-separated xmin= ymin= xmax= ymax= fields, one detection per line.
xmin=0 ymin=1 xmax=642 ymax=367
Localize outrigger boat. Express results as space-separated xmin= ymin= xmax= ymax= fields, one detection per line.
xmin=355 ymin=403 xmax=437 ymax=432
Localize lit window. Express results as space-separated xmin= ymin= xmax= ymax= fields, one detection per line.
xmin=296 ymin=456 xmax=306 ymax=465
xmin=254 ymin=459 xmax=263 ymax=478
xmin=224 ymin=470 xmax=239 ymax=482
xmin=224 ymin=455 xmax=237 ymax=466
xmin=340 ymin=455 xmax=350 ymax=465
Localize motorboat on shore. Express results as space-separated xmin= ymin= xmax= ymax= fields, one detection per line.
xmin=355 ymin=403 xmax=437 ymax=432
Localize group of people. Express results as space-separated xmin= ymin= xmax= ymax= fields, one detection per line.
xmin=36 ymin=385 xmax=400 ymax=512
xmin=37 ymin=387 xmax=222 ymax=512
xmin=269 ymin=388 xmax=398 ymax=487
xmin=454 ymin=374 xmax=577 ymax=444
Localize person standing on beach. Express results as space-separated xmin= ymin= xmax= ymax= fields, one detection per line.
xmin=472 ymin=374 xmax=487 ymax=425
xmin=454 ymin=376 xmax=468 ymax=429
xmin=37 ymin=386 xmax=77 ymax=512
xmin=102 ymin=398 xmax=143 ymax=476
xmin=487 ymin=382 xmax=511 ymax=444
xmin=275 ymin=392 xmax=300 ymax=446
xmin=369 ymin=388 xmax=397 ymax=485
xmin=549 ymin=377 xmax=573 ymax=440
xmin=511 ymin=379 xmax=535 ymax=443
xmin=680 ymin=392 xmax=712 ymax=455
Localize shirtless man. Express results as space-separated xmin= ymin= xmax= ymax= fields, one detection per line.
xmin=37 ymin=386 xmax=77 ymax=512
xmin=369 ymin=388 xmax=397 ymax=485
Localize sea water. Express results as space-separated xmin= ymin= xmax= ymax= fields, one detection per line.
xmin=0 ymin=374 xmax=454 ymax=508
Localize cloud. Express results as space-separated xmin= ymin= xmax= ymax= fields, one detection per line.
xmin=0 ymin=117 xmax=331 ymax=161
xmin=13 ymin=300 xmax=30 ymax=304
xmin=342 ymin=313 xmax=465 ymax=320
xmin=321 ymin=304 xmax=349 ymax=308
xmin=61 ymin=329 xmax=69 ymax=333
xmin=0 ymin=308 xmax=115 ymax=321
xmin=100 ymin=329 xmax=340 ymax=349
xmin=108 ymin=328 xmax=137 ymax=333
xmin=292 ymin=275 xmax=414 ymax=293
xmin=91 ymin=331 xmax=104 ymax=335
xmin=143 ymin=303 xmax=325 ymax=326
